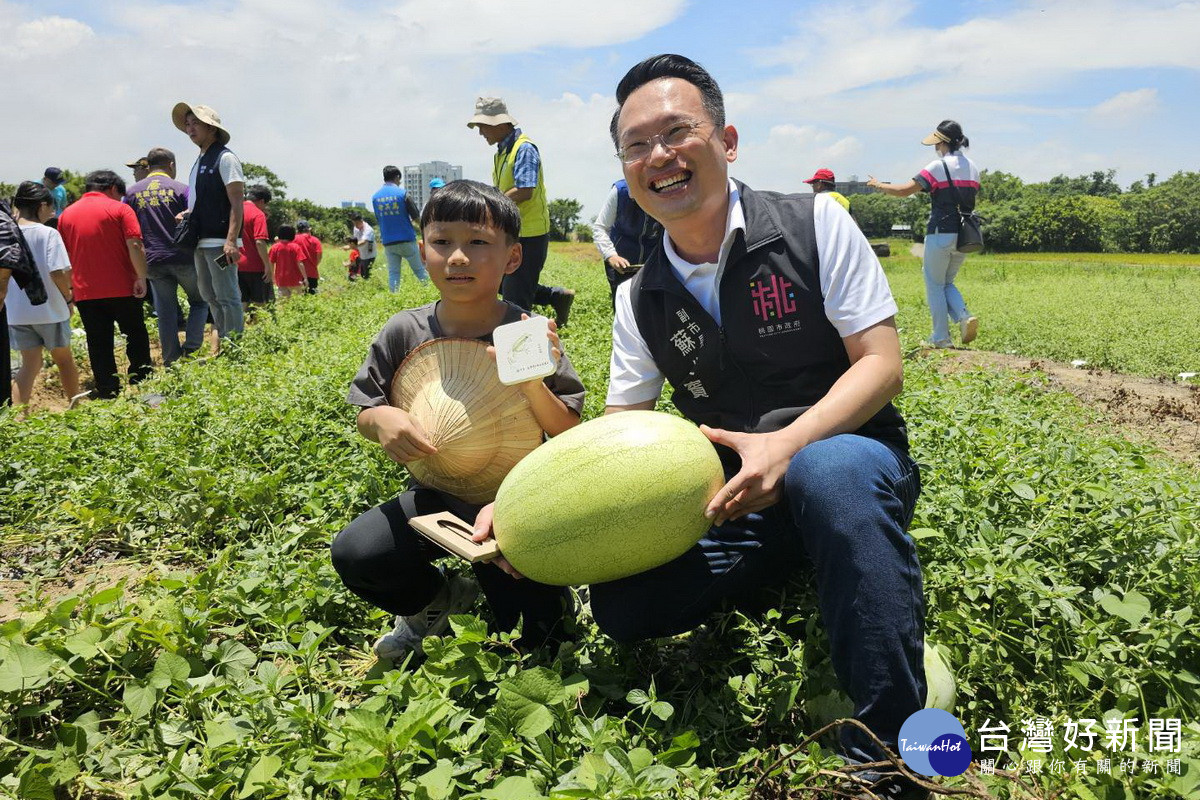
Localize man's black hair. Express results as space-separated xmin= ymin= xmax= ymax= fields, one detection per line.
xmin=419 ymin=179 xmax=521 ymax=242
xmin=350 ymin=211 xmax=364 ymax=221
xmin=610 ymin=54 xmax=725 ymax=147
xmin=13 ymin=181 xmax=52 ymax=218
xmin=84 ymin=169 xmax=126 ymax=196
xmin=278 ymin=224 xmax=296 ymax=241
xmin=247 ymin=184 xmax=272 ymax=203
xmin=146 ymin=147 xmax=175 ymax=168
xmin=382 ymin=165 xmax=401 ymax=182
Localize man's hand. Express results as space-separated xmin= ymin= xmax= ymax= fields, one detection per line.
xmin=606 ymin=255 xmax=632 ymax=273
xmin=701 ymin=426 xmax=799 ymax=526
xmin=368 ymin=406 xmax=438 ymax=463
xmin=471 ymin=503 xmax=524 ymax=579
xmin=223 ymin=239 xmax=240 ymax=265
xmin=132 ymin=277 xmax=148 ymax=299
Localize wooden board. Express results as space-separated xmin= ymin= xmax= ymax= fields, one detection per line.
xmin=409 ymin=511 xmax=500 ymax=563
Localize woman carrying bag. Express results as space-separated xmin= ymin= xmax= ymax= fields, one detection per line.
xmin=868 ymin=120 xmax=981 ymax=348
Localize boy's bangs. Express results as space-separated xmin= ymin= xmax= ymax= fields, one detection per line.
xmin=420 ymin=179 xmax=521 ymax=241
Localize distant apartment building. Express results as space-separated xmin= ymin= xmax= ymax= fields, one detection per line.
xmin=403 ymin=161 xmax=463 ymax=211
xmin=340 ymin=201 xmax=367 ymax=209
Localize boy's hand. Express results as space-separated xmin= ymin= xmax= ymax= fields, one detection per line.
xmin=371 ymin=406 xmax=438 ymax=463
xmin=472 ymin=503 xmax=524 ymax=580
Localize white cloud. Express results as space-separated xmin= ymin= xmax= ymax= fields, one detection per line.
xmin=1090 ymin=88 xmax=1160 ymax=122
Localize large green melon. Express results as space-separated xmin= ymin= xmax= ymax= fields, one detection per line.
xmin=491 ymin=410 xmax=724 ymax=586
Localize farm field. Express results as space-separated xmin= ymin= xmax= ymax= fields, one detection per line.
xmin=2 ymin=243 xmax=1199 ymax=799
xmin=879 ymin=243 xmax=1200 ymax=379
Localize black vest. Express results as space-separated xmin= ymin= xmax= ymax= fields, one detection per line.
xmin=191 ymin=146 xmax=235 ymax=240
xmin=630 ymin=183 xmax=907 ymax=467
xmin=610 ymin=180 xmax=661 ymax=265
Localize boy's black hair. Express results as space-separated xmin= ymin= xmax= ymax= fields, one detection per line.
xmin=419 ymin=179 xmax=521 ymax=242
xmin=13 ymin=180 xmax=52 ymax=217
xmin=382 ymin=165 xmax=401 ymax=182
xmin=278 ymin=224 xmax=296 ymax=240
xmin=84 ymin=169 xmax=126 ymax=196
xmin=610 ymin=54 xmax=725 ymax=148
xmin=246 ymin=184 xmax=272 ymax=203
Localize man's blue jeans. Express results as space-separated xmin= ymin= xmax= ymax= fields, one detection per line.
xmin=193 ymin=246 xmax=244 ymax=339
xmin=383 ymin=240 xmax=428 ymax=292
xmin=922 ymin=232 xmax=970 ymax=344
xmin=589 ymin=433 xmax=925 ymax=764
xmin=147 ymin=261 xmax=209 ymax=365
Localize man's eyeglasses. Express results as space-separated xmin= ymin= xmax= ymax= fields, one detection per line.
xmin=615 ymin=120 xmax=712 ymax=164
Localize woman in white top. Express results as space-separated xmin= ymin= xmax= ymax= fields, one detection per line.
xmin=8 ymin=181 xmax=82 ymax=405
xmin=868 ymin=120 xmax=981 ymax=348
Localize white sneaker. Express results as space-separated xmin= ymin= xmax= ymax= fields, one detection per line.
xmin=960 ymin=316 xmax=979 ymax=344
xmin=373 ymin=574 xmax=479 ymax=660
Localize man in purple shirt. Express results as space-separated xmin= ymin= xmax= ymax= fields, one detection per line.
xmin=123 ymin=147 xmax=209 ymax=364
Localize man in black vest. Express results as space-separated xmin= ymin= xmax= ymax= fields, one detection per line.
xmin=592 ymin=55 xmax=927 ymax=799
xmin=172 ymin=101 xmax=245 ymax=342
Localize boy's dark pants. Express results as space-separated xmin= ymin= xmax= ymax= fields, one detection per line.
xmin=331 ymin=487 xmax=570 ymax=648
xmin=75 ymin=296 xmax=153 ymax=399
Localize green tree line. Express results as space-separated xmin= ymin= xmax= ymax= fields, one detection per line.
xmin=849 ymin=169 xmax=1200 ymax=253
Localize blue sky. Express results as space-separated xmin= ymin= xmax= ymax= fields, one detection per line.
xmin=3 ymin=0 xmax=1198 ymax=218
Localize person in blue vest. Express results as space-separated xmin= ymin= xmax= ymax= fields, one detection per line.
xmin=372 ymin=165 xmax=427 ymax=292
xmin=594 ymin=55 xmax=925 ymax=800
xmin=467 ymin=97 xmax=575 ymax=327
xmin=590 ymin=178 xmax=662 ymax=306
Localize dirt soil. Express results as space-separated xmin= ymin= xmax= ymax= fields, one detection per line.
xmin=934 ymin=349 xmax=1200 ymax=465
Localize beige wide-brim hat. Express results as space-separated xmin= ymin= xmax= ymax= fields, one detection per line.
xmin=467 ymin=96 xmax=518 ymax=129
xmin=390 ymin=338 xmax=543 ymax=503
xmin=172 ymin=101 xmax=231 ymax=146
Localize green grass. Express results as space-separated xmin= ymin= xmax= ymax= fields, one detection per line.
xmin=880 ymin=243 xmax=1200 ymax=377
xmin=1 ymin=244 xmax=1198 ymax=799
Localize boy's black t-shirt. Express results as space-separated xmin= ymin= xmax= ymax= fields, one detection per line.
xmin=348 ymin=300 xmax=586 ymax=414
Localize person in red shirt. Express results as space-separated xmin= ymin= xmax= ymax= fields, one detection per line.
xmin=343 ymin=237 xmax=360 ymax=280
xmin=295 ymin=219 xmax=323 ymax=294
xmin=239 ymin=185 xmax=275 ymax=313
xmin=57 ymin=170 xmax=152 ymax=399
xmin=269 ymin=224 xmax=310 ymax=301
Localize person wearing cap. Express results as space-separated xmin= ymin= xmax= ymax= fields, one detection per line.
xmin=479 ymin=54 xmax=921 ymax=800
xmin=371 ymin=165 xmax=426 ymax=292
xmin=804 ymin=168 xmax=851 ymax=212
xmin=172 ymin=101 xmax=245 ymax=342
xmin=467 ymin=97 xmax=575 ymax=327
xmin=867 ymin=120 xmax=980 ymax=348
xmin=124 ymin=147 xmax=210 ymax=365
xmin=42 ymin=168 xmax=69 ymax=217
xmin=126 ymin=158 xmax=150 ymax=184
xmin=590 ymin=178 xmax=662 ymax=306
xmin=295 ymin=219 xmax=324 ymax=294
xmin=57 ymin=170 xmax=153 ymax=399
xmin=239 ymin=185 xmax=275 ymax=312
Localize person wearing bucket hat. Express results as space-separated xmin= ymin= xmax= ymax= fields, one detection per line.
xmin=468 ymin=97 xmax=576 ymax=327
xmin=42 ymin=167 xmax=69 ymax=216
xmin=867 ymin=119 xmax=980 ymax=348
xmin=173 ymin=101 xmax=246 ymax=342
xmin=803 ymin=167 xmax=850 ymax=212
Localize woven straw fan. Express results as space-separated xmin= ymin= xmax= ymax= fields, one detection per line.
xmin=390 ymin=338 xmax=543 ymax=503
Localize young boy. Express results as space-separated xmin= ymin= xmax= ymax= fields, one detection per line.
xmin=332 ymin=180 xmax=585 ymax=660
xmin=344 ymin=236 xmax=360 ymax=281
xmin=268 ymin=224 xmax=310 ymax=300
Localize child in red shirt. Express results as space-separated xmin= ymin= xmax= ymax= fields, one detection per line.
xmin=344 ymin=236 xmax=361 ymax=281
xmin=269 ymin=225 xmax=310 ymax=300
